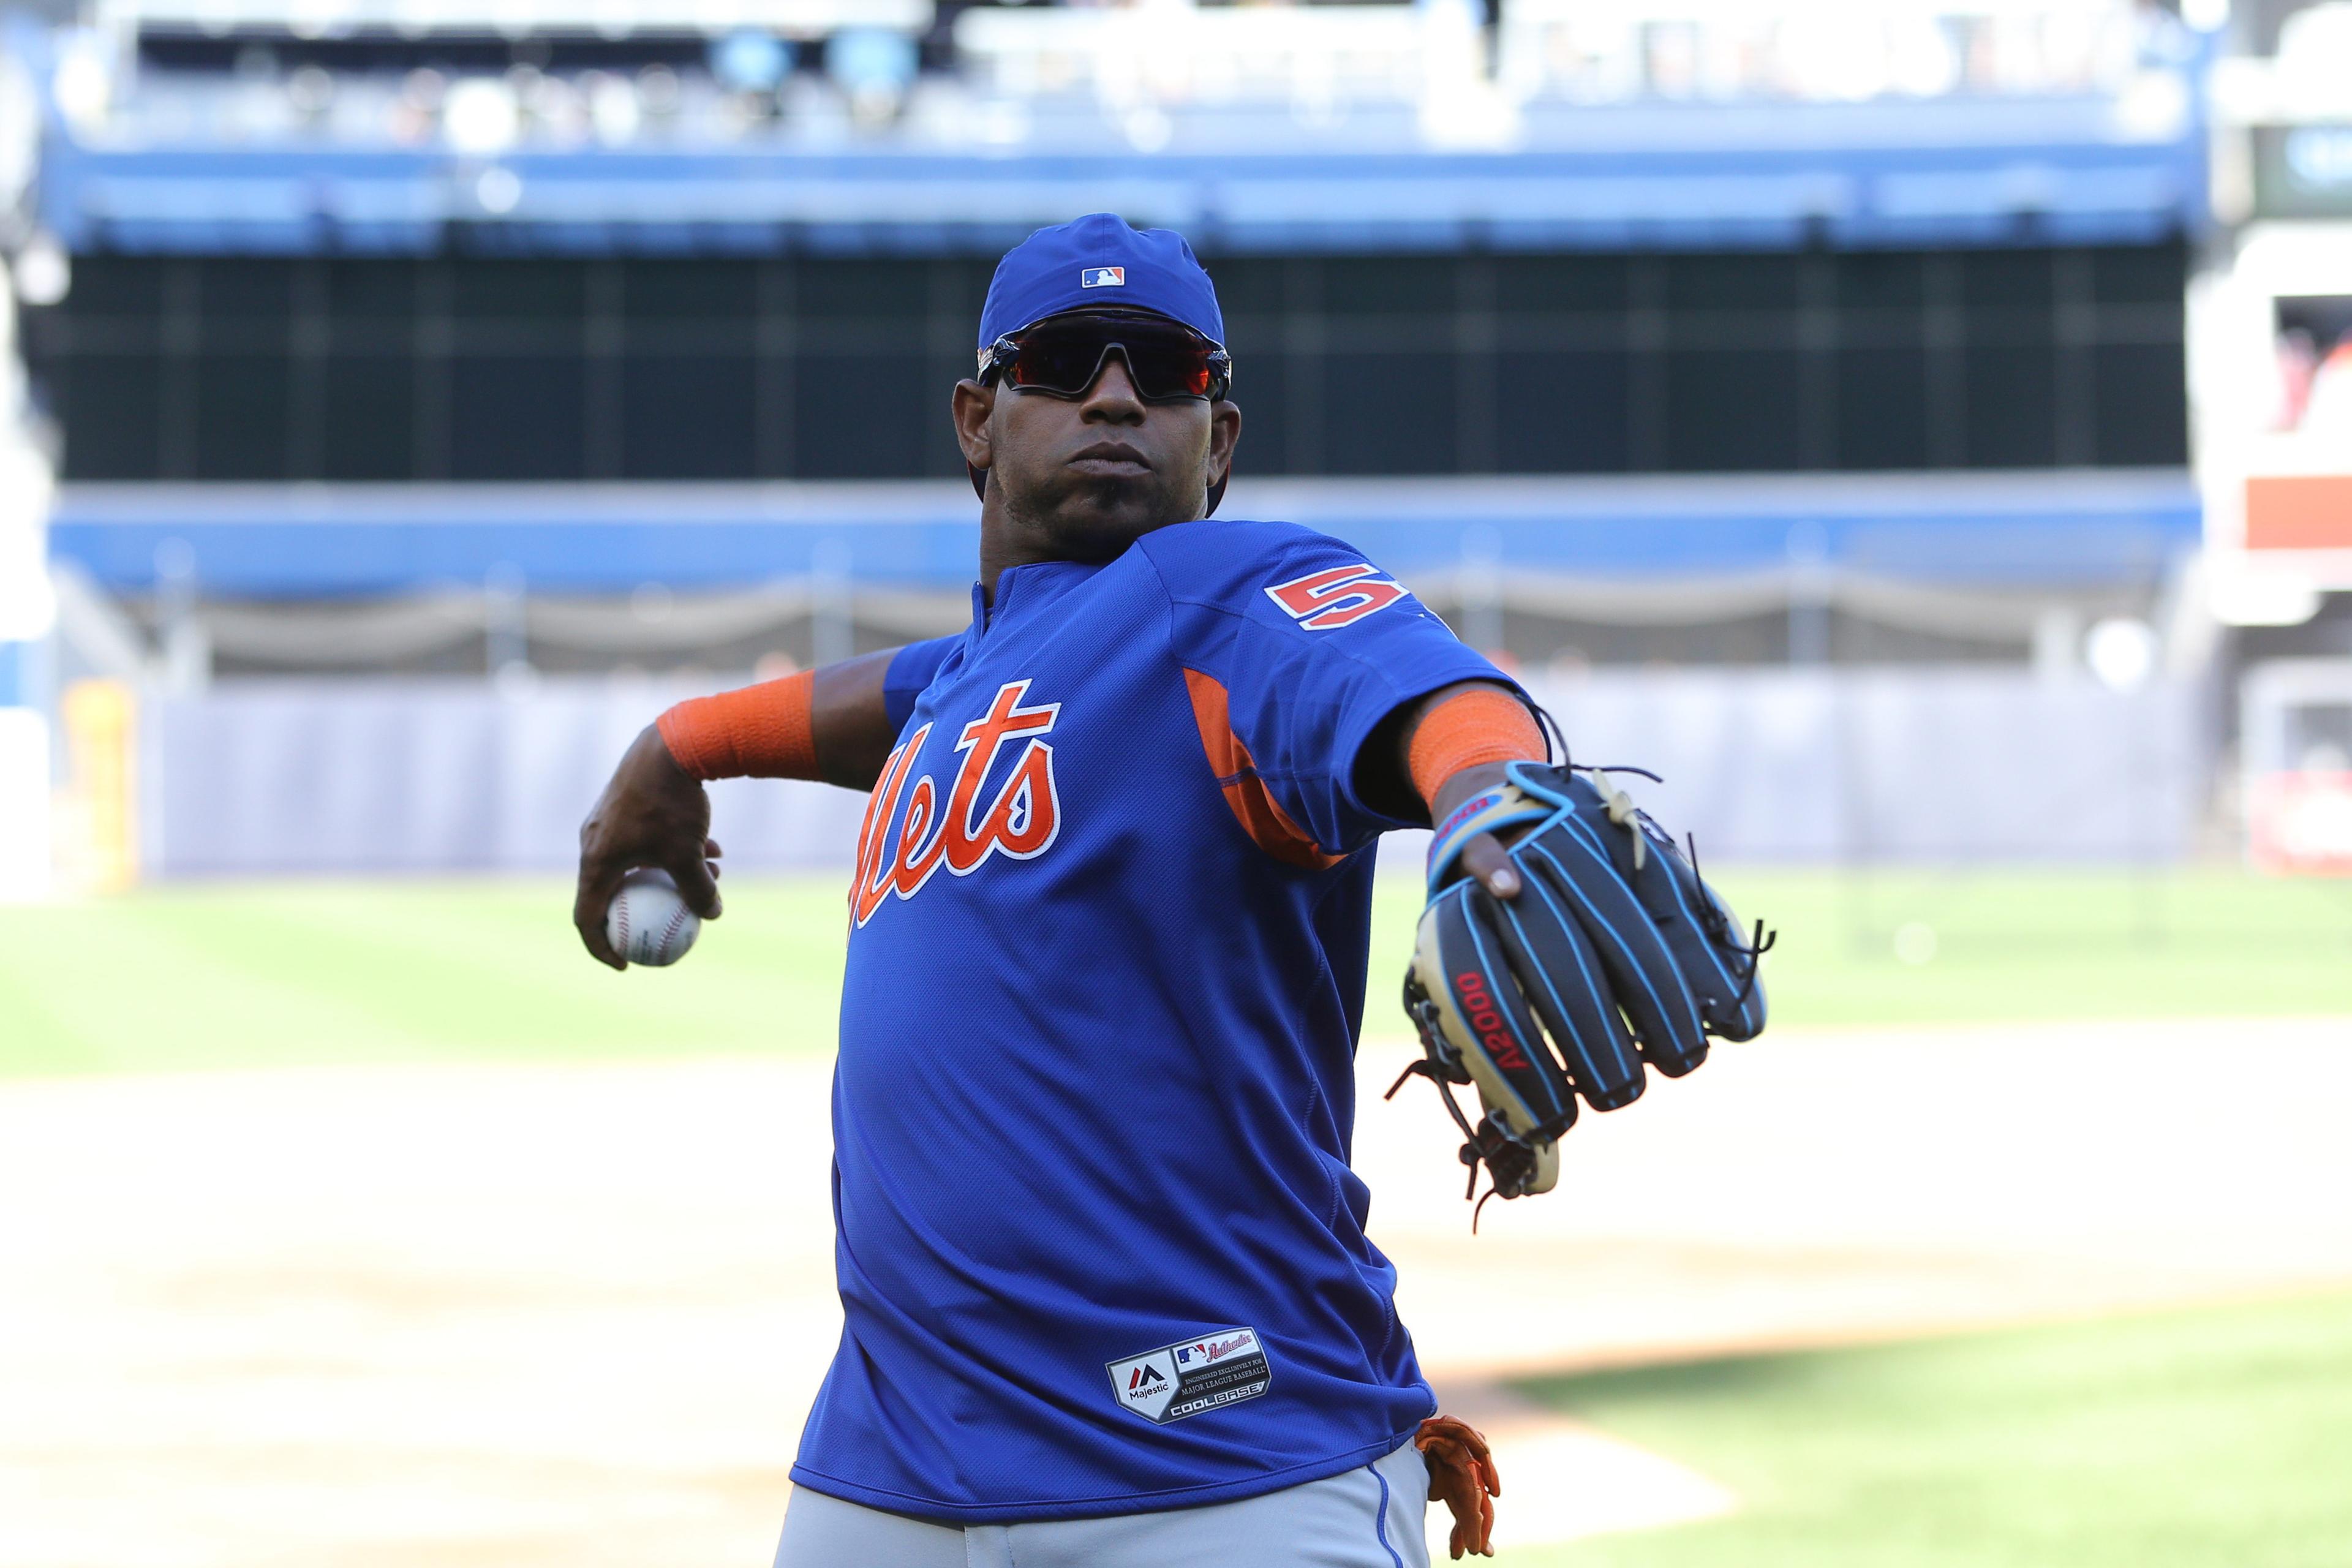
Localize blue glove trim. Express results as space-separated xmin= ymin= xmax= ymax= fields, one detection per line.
xmin=1501 ymin=758 xmax=1578 ymax=809
xmin=1426 ymin=784 xmax=1552 ymax=895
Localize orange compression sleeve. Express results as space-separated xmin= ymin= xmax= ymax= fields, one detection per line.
xmin=1407 ymin=685 xmax=1546 ymax=809
xmin=656 ymin=670 xmax=818 ymax=781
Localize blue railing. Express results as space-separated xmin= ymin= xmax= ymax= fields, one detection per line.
xmin=40 ymin=118 xmax=2206 ymax=256
xmin=47 ymin=472 xmax=2201 ymax=597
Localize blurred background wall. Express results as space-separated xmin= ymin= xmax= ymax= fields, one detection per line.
xmin=0 ymin=0 xmax=2348 ymax=885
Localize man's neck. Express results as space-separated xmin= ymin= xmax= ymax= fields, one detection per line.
xmin=975 ymin=496 xmax=1196 ymax=604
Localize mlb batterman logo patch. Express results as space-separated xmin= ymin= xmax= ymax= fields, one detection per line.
xmin=1080 ymin=266 xmax=1126 ymax=288
xmin=1106 ymin=1327 xmax=1272 ymax=1423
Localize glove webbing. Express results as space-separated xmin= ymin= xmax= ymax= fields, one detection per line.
xmin=1390 ymin=973 xmax=1570 ymax=1231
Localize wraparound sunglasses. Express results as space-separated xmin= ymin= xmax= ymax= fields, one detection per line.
xmin=979 ymin=313 xmax=1234 ymax=402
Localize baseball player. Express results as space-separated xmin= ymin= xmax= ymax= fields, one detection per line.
xmin=576 ymin=214 xmax=1763 ymax=1566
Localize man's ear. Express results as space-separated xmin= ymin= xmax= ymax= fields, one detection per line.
xmin=1203 ymin=399 xmax=1242 ymax=514
xmin=952 ymin=379 xmax=997 ymax=475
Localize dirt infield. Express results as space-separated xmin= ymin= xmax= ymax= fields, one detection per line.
xmin=4 ymin=1019 xmax=2348 ymax=1567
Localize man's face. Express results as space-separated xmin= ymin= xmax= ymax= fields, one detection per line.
xmin=953 ymin=313 xmax=1243 ymax=564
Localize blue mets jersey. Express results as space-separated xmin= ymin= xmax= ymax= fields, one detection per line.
xmin=790 ymin=518 xmax=1515 ymax=1523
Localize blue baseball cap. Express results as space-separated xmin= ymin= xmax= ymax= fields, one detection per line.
xmin=977 ymin=213 xmax=1226 ymax=352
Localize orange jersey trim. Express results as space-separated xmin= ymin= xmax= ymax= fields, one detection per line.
xmin=656 ymin=670 xmax=818 ymax=781
xmin=1180 ymin=668 xmax=1344 ymax=871
xmin=1406 ymin=685 xmax=1545 ymax=809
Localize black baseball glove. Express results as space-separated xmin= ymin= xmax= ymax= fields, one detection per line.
xmin=1393 ymin=760 xmax=1771 ymax=1220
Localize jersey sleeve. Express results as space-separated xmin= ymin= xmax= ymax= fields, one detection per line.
xmin=882 ymin=635 xmax=962 ymax=735
xmin=1144 ymin=522 xmax=1524 ymax=863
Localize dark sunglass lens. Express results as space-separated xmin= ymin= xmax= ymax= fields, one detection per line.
xmin=1115 ymin=341 xmax=1213 ymax=399
xmin=1006 ymin=333 xmax=1106 ymax=394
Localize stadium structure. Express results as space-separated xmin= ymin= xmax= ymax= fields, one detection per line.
xmin=0 ymin=0 xmax=2346 ymax=884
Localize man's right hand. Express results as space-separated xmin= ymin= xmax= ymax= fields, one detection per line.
xmin=574 ymin=724 xmax=724 ymax=970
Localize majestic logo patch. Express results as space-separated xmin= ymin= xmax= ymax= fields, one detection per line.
xmin=1265 ymin=564 xmax=1409 ymax=631
xmin=1107 ymin=1327 xmax=1273 ymax=1424
xmin=850 ymin=679 xmax=1062 ymax=929
xmin=1080 ymin=266 xmax=1126 ymax=288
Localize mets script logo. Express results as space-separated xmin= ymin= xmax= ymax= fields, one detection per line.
xmin=851 ymin=679 xmax=1062 ymax=928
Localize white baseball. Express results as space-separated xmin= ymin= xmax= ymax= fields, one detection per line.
xmin=606 ymin=867 xmax=701 ymax=967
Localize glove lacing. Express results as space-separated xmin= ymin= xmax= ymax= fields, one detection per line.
xmin=1390 ymin=973 xmax=1566 ymax=1232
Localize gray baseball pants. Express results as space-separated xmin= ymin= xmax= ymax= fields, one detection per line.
xmin=774 ymin=1437 xmax=1431 ymax=1568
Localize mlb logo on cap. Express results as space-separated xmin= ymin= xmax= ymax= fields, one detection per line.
xmin=1080 ymin=266 xmax=1126 ymax=288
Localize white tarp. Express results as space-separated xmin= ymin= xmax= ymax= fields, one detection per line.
xmin=0 ymin=706 xmax=49 ymax=901
xmin=143 ymin=677 xmax=870 ymax=878
xmin=139 ymin=669 xmax=2206 ymax=878
xmin=1528 ymin=669 xmax=2203 ymax=863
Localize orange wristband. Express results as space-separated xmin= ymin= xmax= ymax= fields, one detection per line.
xmin=656 ymin=670 xmax=818 ymax=781
xmin=1407 ymin=685 xmax=1545 ymax=809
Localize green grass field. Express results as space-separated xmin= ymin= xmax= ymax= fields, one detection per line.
xmin=4 ymin=867 xmax=2350 ymax=1079
xmin=1512 ymin=1289 xmax=2352 ymax=1568
xmin=4 ymin=867 xmax=2346 ymax=1564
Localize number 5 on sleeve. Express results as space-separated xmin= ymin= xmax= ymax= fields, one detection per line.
xmin=1265 ymin=564 xmax=1409 ymax=631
